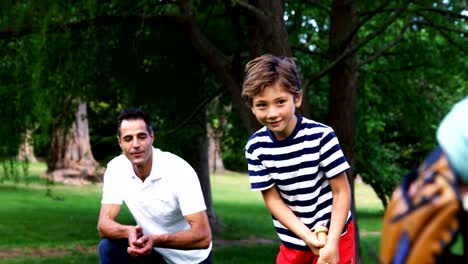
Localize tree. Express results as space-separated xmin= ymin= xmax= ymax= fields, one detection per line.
xmin=1 ymin=1 xmax=466 ymax=262
xmin=17 ymin=130 xmax=38 ymax=162
xmin=327 ymin=0 xmax=361 ymax=254
xmin=48 ymin=102 xmax=103 ymax=184
xmin=207 ymin=96 xmax=231 ymax=173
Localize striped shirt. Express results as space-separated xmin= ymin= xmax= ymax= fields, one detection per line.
xmin=245 ymin=115 xmax=352 ymax=250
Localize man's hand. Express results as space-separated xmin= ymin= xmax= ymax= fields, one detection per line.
xmin=128 ymin=225 xmax=143 ymax=247
xmin=127 ymin=226 xmax=153 ymax=257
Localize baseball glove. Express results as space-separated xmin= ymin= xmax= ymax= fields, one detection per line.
xmin=380 ymin=152 xmax=461 ymax=264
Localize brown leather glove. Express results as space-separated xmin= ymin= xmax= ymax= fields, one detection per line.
xmin=380 ymin=155 xmax=461 ymax=264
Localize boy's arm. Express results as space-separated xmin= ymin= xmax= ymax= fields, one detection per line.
xmin=261 ymin=186 xmax=324 ymax=250
xmin=318 ymin=172 xmax=351 ymax=264
xmin=327 ymin=172 xmax=351 ymax=246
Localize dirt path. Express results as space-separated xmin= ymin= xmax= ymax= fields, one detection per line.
xmin=0 ymin=239 xmax=275 ymax=259
xmin=0 ymin=245 xmax=95 ymax=259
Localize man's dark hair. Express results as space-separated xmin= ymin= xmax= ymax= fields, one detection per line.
xmin=117 ymin=108 xmax=153 ymax=137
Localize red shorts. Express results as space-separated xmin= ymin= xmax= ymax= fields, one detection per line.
xmin=276 ymin=220 xmax=355 ymax=264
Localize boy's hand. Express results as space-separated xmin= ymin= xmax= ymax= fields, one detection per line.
xmin=317 ymin=241 xmax=339 ymax=264
xmin=304 ymin=230 xmax=326 ymax=254
xmin=312 ymin=226 xmax=328 ymax=255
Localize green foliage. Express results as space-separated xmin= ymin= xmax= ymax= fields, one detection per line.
xmin=0 ymin=0 xmax=466 ymax=207
xmin=352 ymin=0 xmax=467 ymax=205
xmin=0 ymin=160 xmax=27 ymax=183
xmin=221 ymin=108 xmax=249 ymax=172
xmin=283 ymin=0 xmax=467 ymax=206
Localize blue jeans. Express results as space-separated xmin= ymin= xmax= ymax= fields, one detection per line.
xmin=98 ymin=238 xmax=212 ymax=264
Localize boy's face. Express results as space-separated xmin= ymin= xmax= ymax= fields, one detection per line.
xmin=251 ymin=83 xmax=302 ymax=140
xmin=118 ymin=119 xmax=154 ymax=168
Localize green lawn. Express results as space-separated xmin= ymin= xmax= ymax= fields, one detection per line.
xmin=0 ymin=163 xmax=384 ymax=263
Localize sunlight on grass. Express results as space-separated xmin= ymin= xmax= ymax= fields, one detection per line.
xmin=354 ymin=179 xmax=384 ymax=263
xmin=211 ymin=171 xmax=276 ymax=241
xmin=355 ymin=179 xmax=384 ymax=211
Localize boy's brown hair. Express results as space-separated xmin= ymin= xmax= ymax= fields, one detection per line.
xmin=242 ymin=54 xmax=302 ymax=107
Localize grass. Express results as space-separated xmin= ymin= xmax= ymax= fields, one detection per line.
xmin=0 ymin=163 xmax=385 ymax=263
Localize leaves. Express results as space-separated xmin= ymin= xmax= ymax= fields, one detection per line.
xmin=0 ymin=0 xmax=466 ymax=206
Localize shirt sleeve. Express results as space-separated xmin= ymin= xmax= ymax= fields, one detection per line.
xmin=245 ymin=145 xmax=275 ymax=191
xmin=101 ymin=160 xmax=124 ymax=205
xmin=319 ymin=128 xmax=350 ymax=178
xmin=175 ymin=158 xmax=207 ymax=216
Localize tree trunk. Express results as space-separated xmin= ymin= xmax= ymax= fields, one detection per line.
xmin=181 ymin=1 xmax=310 ymax=136
xmin=328 ymin=0 xmax=361 ymax=262
xmin=17 ymin=129 xmax=37 ymax=162
xmin=179 ymin=0 xmax=312 ymax=230
xmin=181 ymin=105 xmax=223 ymax=230
xmin=245 ymin=0 xmax=292 ymax=58
xmin=194 ymin=127 xmax=224 ymax=231
xmin=207 ymin=124 xmax=225 ymax=174
xmin=48 ymin=102 xmax=103 ymax=184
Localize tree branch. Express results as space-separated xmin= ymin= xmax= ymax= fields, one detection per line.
xmin=414 ymin=12 xmax=467 ymax=54
xmin=178 ymin=0 xmax=231 ymax=75
xmin=234 ymin=0 xmax=269 ymax=20
xmin=415 ymin=21 xmax=467 ymax=55
xmin=361 ymin=6 xmax=468 ymax=20
xmin=358 ymin=0 xmax=393 ymax=23
xmin=0 ymin=15 xmax=186 ymax=40
xmin=310 ymin=3 xmax=409 ymax=83
xmin=358 ymin=22 xmax=411 ymax=67
xmin=303 ymin=0 xmax=331 ymax=13
xmin=416 ymin=14 xmax=468 ymax=35
xmin=362 ymin=63 xmax=427 ymax=73
xmin=292 ymin=45 xmax=327 ymax=59
xmin=343 ymin=1 xmax=411 ymax=61
xmin=353 ymin=0 xmax=403 ymax=39
xmin=164 ymin=89 xmax=225 ymax=135
xmin=413 ymin=7 xmax=468 ymax=20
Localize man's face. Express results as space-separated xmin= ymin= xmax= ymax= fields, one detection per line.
xmin=118 ymin=119 xmax=154 ymax=167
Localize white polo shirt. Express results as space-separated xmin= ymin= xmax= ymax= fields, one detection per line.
xmin=101 ymin=147 xmax=212 ymax=264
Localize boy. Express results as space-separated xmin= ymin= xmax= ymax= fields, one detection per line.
xmin=242 ymin=54 xmax=354 ymax=264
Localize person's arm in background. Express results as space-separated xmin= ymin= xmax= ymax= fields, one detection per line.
xmin=261 ymin=186 xmax=325 ymax=252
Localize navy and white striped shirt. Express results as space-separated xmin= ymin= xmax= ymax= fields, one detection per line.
xmin=245 ymin=115 xmax=352 ymax=250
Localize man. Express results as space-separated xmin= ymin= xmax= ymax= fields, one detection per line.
xmin=97 ymin=108 xmax=212 ymax=264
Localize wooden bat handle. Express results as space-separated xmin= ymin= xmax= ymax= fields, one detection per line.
xmin=312 ymin=226 xmax=328 ymax=255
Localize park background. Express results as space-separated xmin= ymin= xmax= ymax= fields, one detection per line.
xmin=0 ymin=1 xmax=466 ymax=263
